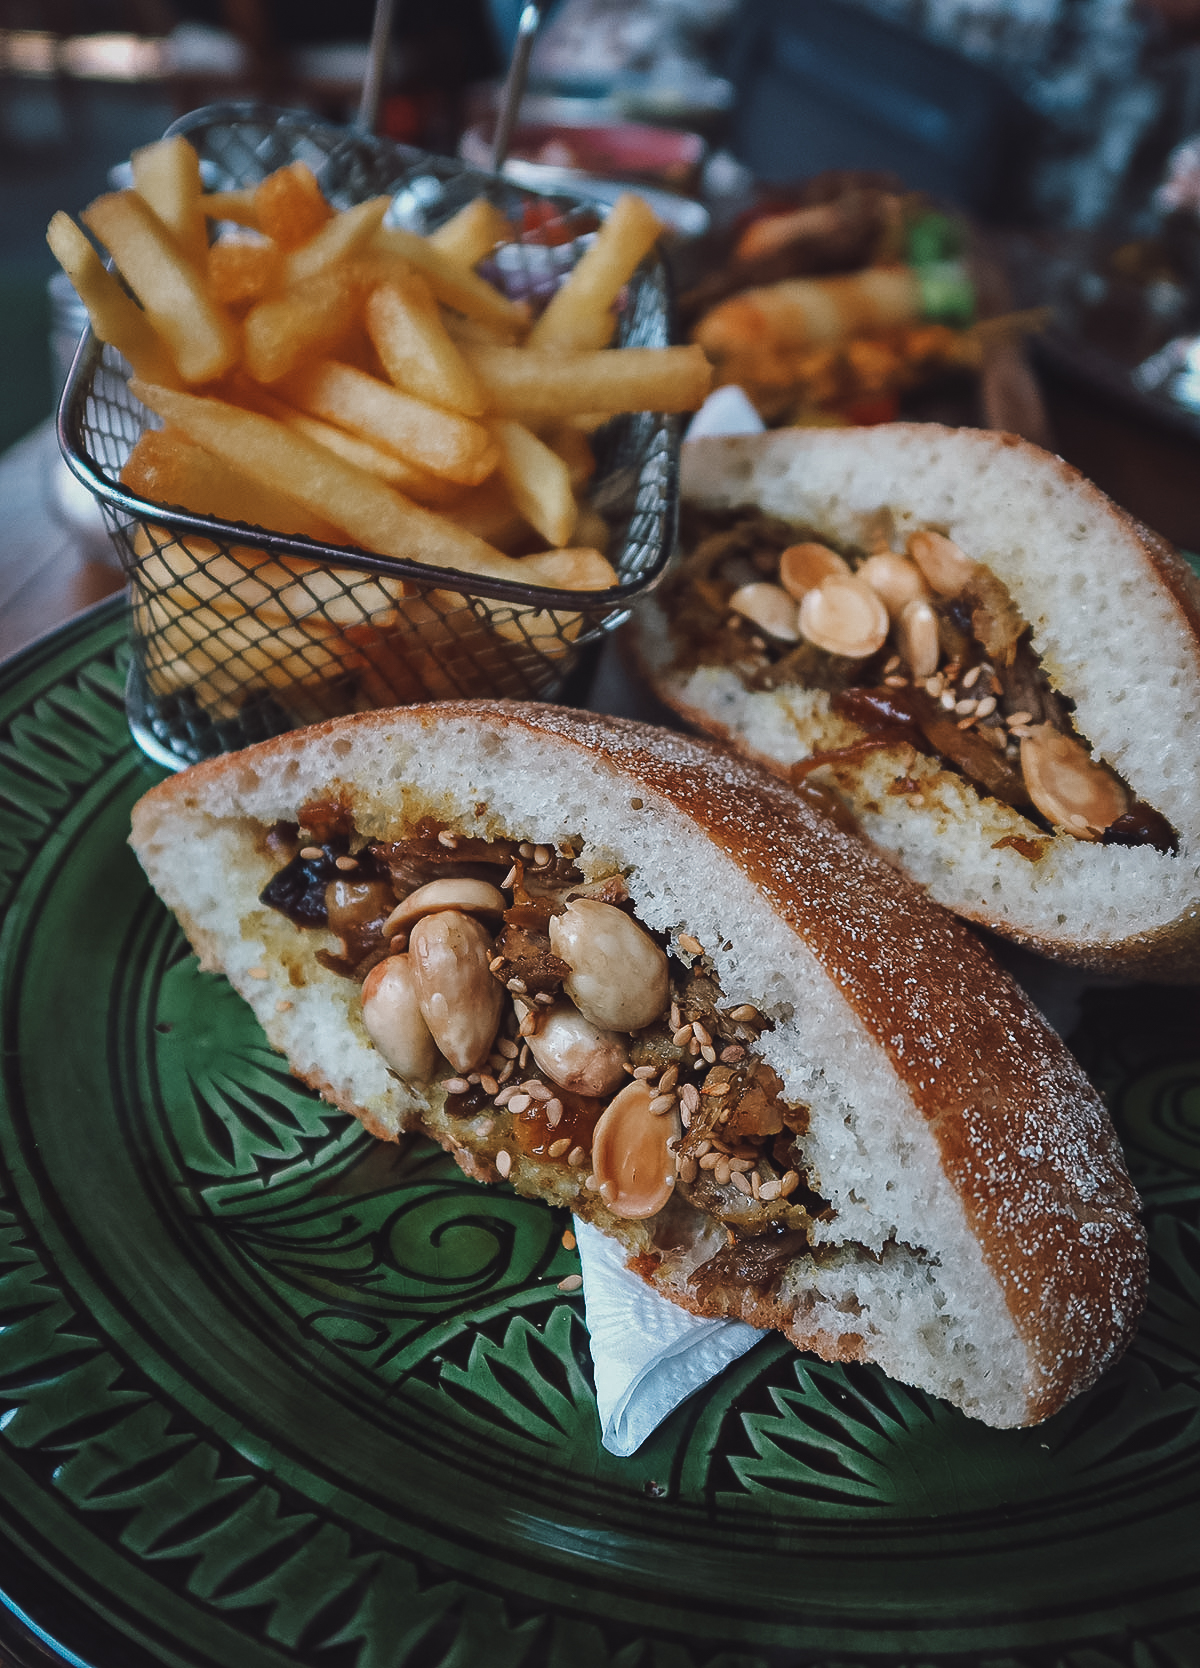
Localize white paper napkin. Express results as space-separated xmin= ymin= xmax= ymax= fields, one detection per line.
xmin=574 ymin=1216 xmax=764 ymax=1456
xmin=683 ymin=382 xmax=766 ymax=441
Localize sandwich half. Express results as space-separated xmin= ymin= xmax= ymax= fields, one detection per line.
xmin=129 ymin=701 xmax=1146 ymax=1427
xmin=627 ymin=424 xmax=1200 ymax=976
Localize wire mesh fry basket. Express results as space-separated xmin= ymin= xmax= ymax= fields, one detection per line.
xmin=58 ymin=103 xmax=682 ymax=769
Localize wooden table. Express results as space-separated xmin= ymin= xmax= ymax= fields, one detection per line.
xmin=0 ymin=420 xmax=124 ymax=667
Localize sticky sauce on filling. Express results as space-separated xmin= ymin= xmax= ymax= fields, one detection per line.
xmin=260 ymin=810 xmax=833 ymax=1299
xmin=666 ymin=505 xmax=1177 ymax=854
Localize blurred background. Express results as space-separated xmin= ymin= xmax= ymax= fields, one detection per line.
xmin=9 ymin=0 xmax=1200 ymax=510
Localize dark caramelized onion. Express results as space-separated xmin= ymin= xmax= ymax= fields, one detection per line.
xmin=690 ymin=1228 xmax=812 ymax=1302
xmin=260 ymin=843 xmax=341 ymax=926
xmin=1102 ymin=803 xmax=1179 ymax=853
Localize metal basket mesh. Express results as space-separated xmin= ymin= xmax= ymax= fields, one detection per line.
xmin=59 ymin=103 xmax=681 ymax=767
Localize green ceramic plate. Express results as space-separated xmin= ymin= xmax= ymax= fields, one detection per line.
xmin=1 ymin=599 xmax=1198 ymax=1668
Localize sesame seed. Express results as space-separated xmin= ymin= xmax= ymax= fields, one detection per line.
xmin=548 ymin=1137 xmax=571 ymax=1158
xmin=649 ymin=1093 xmax=676 ymax=1116
xmin=670 ymin=1001 xmax=682 ymax=1031
xmin=695 ymin=1139 xmax=713 ymax=1156
xmin=883 ymin=674 xmax=908 ymax=688
xmin=247 ymin=967 xmax=268 ymax=980
xmin=534 ymin=992 xmax=554 ymax=1006
xmin=533 ymin=845 xmax=552 ymax=867
xmin=940 ymin=691 xmax=957 ymax=710
xmin=956 ymin=716 xmax=976 ymax=731
xmin=1007 ymin=710 xmax=1033 ymax=728
xmin=720 ymin=1045 xmax=745 ymax=1063
xmin=299 ymin=846 xmax=324 ymax=860
xmin=962 ymin=665 xmax=982 ymax=689
xmin=699 ymin=1152 xmax=721 ymax=1170
xmin=975 ymin=695 xmax=997 ymax=718
xmin=680 ymin=1084 xmax=700 ymax=1114
xmin=545 ymin=1099 xmax=564 ymax=1127
xmin=688 ymin=1036 xmax=701 ymax=1056
xmin=518 ymin=842 xmax=535 ymax=858
xmin=633 ymin=1064 xmax=656 ymax=1079
xmin=561 ymin=1229 xmax=576 ymax=1250
xmin=731 ymin=1171 xmax=753 ymax=1196
xmin=334 ymin=855 xmax=358 ymax=871
xmin=442 ymin=1076 xmax=470 ymax=1094
xmin=501 ymin=866 xmax=517 ymax=889
xmin=883 ymin=654 xmax=901 ymax=674
xmin=480 ymin=1074 xmax=499 ymax=1096
xmin=678 ymin=933 xmax=704 ymax=956
xmin=568 ymin=1146 xmax=587 ymax=1168
xmin=729 ymin=1157 xmax=754 ymax=1173
xmin=496 ymin=1037 xmax=518 ymax=1058
xmin=584 ymin=1174 xmax=601 ymax=1191
xmin=506 ymin=977 xmax=527 ymax=993
xmin=955 ymin=698 xmax=977 ymax=716
xmin=658 ymin=1065 xmax=679 ymax=1093
xmin=557 ymin=1273 xmax=583 ymax=1293
xmin=507 ymin=1093 xmax=531 ymax=1114
xmin=467 ymin=1073 xmax=480 ymax=1086
xmin=497 ymin=1060 xmax=515 ymax=1084
xmin=780 ymin=1170 xmax=800 ymax=1196
xmin=495 ymin=1084 xmax=516 ymax=1106
xmin=700 ymin=1045 xmax=717 ymax=1065
xmin=523 ymin=1080 xmax=550 ymax=1099
xmin=495 ymin=1150 xmax=512 ymax=1178
xmin=679 ymin=1156 xmax=698 ymax=1183
xmin=728 ymin=1004 xmax=758 ymax=1023
xmin=672 ymin=1025 xmax=693 ymax=1047
xmin=692 ymin=1021 xmax=712 ymax=1046
xmin=750 ymin=1171 xmax=761 ymax=1199
xmin=924 ymin=675 xmax=944 ymax=698
xmin=276 ymin=999 xmax=293 ymax=1013
xmin=489 ymin=956 xmax=505 ymax=973
xmin=758 ymin=1179 xmax=782 ymax=1201
xmin=714 ymin=1158 xmax=732 ymax=1186
xmin=437 ymin=830 xmax=458 ymax=849
xmin=1010 ymin=725 xmax=1034 ymax=740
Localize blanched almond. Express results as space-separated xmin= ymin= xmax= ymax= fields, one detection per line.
xmin=778 ymin=541 xmax=850 ymax=600
xmin=409 ymin=909 xmax=504 ymax=1073
xmin=383 ymin=877 xmax=506 ymax=938
xmin=1019 ymin=725 xmax=1129 ymax=839
xmin=549 ymin=899 xmax=669 ymax=1032
xmin=728 ymin=582 xmax=800 ymax=642
xmin=859 ymin=552 xmax=930 ymax=618
xmin=907 ymin=529 xmax=975 ymax=596
xmin=361 ymin=954 xmax=438 ymax=1081
xmin=525 ymin=998 xmax=629 ymax=1096
xmin=896 ymin=598 xmax=940 ymax=680
xmin=798 ymin=576 xmax=889 ymax=658
xmin=591 ymin=1079 xmax=676 ymax=1218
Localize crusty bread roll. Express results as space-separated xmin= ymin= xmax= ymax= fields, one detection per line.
xmin=628 ymin=425 xmax=1200 ymax=977
xmin=129 ymin=701 xmax=1146 ymax=1428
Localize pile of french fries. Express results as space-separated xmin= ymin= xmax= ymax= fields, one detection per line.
xmin=48 ymin=135 xmax=711 ymax=718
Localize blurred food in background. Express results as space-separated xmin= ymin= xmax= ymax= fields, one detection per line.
xmin=676 ymin=170 xmax=1044 ymax=434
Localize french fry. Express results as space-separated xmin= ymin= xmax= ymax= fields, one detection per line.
xmin=82 ymin=191 xmax=239 ymax=383
xmin=121 ymin=426 xmax=342 ymax=542
xmin=202 ymin=188 xmax=260 ymax=229
xmin=46 ymin=211 xmax=179 ymax=386
xmin=426 ymin=196 xmax=512 ymax=268
xmin=277 ymin=359 xmax=498 ymax=485
xmin=519 ymin=547 xmax=620 ymax=589
xmin=281 ymin=197 xmax=389 ymax=288
xmin=369 ymin=223 xmax=527 ymax=335
xmin=543 ymin=421 xmax=596 ymax=486
xmin=529 ymin=193 xmax=662 ymax=352
xmin=364 ymin=277 xmax=486 ymax=416
xmin=207 ymin=236 xmax=281 ymax=308
xmin=243 ymin=381 xmax=463 ymax=504
xmin=462 ymin=341 xmax=713 ymax=418
xmin=131 ymin=135 xmax=208 ymax=269
xmin=253 ymin=162 xmax=334 ymax=250
xmin=444 ymin=474 xmax=530 ymax=548
xmin=243 ymin=267 xmax=365 ymax=383
xmin=490 ymin=419 xmax=577 ymax=547
xmin=132 ymin=525 xmax=407 ymax=626
xmin=129 ymin=380 xmax=582 ymax=586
